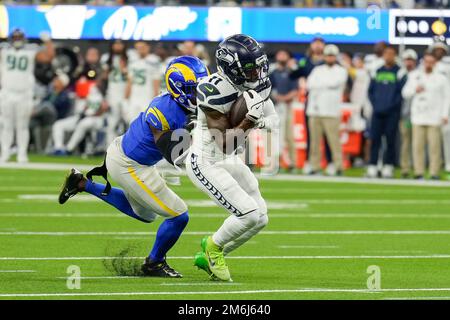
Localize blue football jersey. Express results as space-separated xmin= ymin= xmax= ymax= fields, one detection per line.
xmin=121 ymin=93 xmax=188 ymax=166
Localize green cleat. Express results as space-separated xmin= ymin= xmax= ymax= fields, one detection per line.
xmin=194 ymin=251 xmax=219 ymax=281
xmin=200 ymin=236 xmax=232 ymax=282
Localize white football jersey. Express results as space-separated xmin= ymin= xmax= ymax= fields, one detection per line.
xmin=101 ymin=54 xmax=127 ymax=104
xmin=83 ymin=85 xmax=104 ymax=117
xmin=128 ymin=54 xmax=162 ymax=110
xmin=192 ymin=71 xmax=271 ymax=161
xmin=0 ymin=43 xmax=38 ymax=92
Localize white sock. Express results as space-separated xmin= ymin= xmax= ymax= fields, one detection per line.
xmin=223 ymin=214 xmax=268 ymax=255
xmin=212 ymin=211 xmax=259 ymax=248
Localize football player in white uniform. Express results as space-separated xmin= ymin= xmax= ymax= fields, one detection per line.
xmin=124 ymin=41 xmax=162 ymax=124
xmin=0 ymin=29 xmax=54 ymax=163
xmin=187 ymin=34 xmax=279 ymax=281
xmin=52 ymin=84 xmax=107 ymax=155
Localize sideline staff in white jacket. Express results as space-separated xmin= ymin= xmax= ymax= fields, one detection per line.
xmin=306 ymin=44 xmax=348 ymax=174
xmin=402 ymin=52 xmax=450 ymax=179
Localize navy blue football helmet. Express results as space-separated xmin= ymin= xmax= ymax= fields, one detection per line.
xmin=215 ymin=34 xmax=268 ymax=87
xmin=9 ymin=28 xmax=26 ymax=49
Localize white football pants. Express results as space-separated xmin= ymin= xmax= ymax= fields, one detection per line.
xmin=0 ymin=91 xmax=33 ymax=162
xmin=106 ymin=100 xmax=125 ymax=145
xmin=52 ymin=115 xmax=104 ymax=152
xmin=186 ymin=152 xmax=268 ymax=255
xmin=106 ymin=136 xmax=187 ymax=221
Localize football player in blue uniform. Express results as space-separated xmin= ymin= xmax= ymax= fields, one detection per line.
xmin=58 ymin=56 xmax=209 ymax=278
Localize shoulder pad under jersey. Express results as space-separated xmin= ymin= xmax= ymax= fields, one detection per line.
xmin=196 ymin=73 xmax=239 ymax=114
xmin=144 ymin=94 xmax=176 ymax=131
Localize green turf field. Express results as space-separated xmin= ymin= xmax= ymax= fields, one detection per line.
xmin=2 ymin=163 xmax=450 ymax=300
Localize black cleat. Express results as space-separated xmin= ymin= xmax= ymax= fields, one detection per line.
xmin=59 ymin=168 xmax=84 ymax=204
xmin=141 ymin=258 xmax=183 ymax=278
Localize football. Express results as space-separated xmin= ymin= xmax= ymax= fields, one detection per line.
xmin=228 ymin=94 xmax=248 ymax=128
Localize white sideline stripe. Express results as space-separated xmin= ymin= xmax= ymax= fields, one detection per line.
xmin=0 ymin=270 xmax=35 ymax=273
xmin=3 ymin=255 xmax=450 ymax=261
xmin=3 ymin=161 xmax=450 ymax=187
xmin=2 ymin=230 xmax=450 ymax=236
xmin=258 ymin=173 xmax=450 ymax=187
xmin=4 ymin=287 xmax=450 ymax=297
xmin=5 ymin=212 xmax=450 ymax=219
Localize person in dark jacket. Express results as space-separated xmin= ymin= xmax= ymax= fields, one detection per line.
xmin=367 ymin=45 xmax=406 ymax=178
xmin=30 ymin=73 xmax=72 ymax=153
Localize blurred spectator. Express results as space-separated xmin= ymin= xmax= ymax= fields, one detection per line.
xmin=154 ymin=44 xmax=177 ymax=92
xmin=100 ymin=40 xmax=128 ymax=144
xmin=365 ymin=41 xmax=387 ymax=77
xmin=350 ymin=53 xmax=371 ymax=115
xmin=289 ymin=37 xmax=330 ymax=173
xmin=398 ymin=49 xmax=418 ymax=178
xmin=339 ymin=51 xmax=355 ymax=102
xmin=429 ymin=41 xmax=450 ymax=177
xmin=367 ymin=45 xmax=405 ymax=178
xmin=0 ymin=29 xmax=54 ymax=163
xmin=178 ymin=40 xmax=211 ymax=67
xmin=30 ymin=73 xmax=72 ymax=153
xmin=349 ymin=53 xmax=371 ymax=164
xmin=76 ymin=47 xmax=102 ymax=81
xmin=52 ymin=84 xmax=107 ymax=155
xmin=269 ymin=49 xmax=299 ymax=172
xmin=124 ymin=41 xmax=162 ymax=124
xmin=290 ymin=37 xmax=325 ymax=81
xmin=306 ymin=44 xmax=347 ymax=175
xmin=402 ymin=52 xmax=450 ymax=179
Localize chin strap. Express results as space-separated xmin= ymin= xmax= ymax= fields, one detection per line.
xmin=86 ymin=154 xmax=111 ymax=196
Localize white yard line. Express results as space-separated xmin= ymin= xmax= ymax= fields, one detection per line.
xmin=4 ymin=287 xmax=450 ymax=297
xmin=0 ymin=162 xmax=94 ymax=171
xmin=1 ymin=230 xmax=450 ymax=236
xmin=258 ymin=173 xmax=450 ymax=187
xmin=3 ymin=162 xmax=450 ymax=186
xmin=0 ymin=270 xmax=36 ymax=273
xmin=13 ymin=194 xmax=450 ymax=206
xmin=3 ymin=255 xmax=450 ymax=261
xmin=6 ymin=212 xmax=450 ymax=219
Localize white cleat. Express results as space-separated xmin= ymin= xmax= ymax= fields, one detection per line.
xmin=366 ymin=165 xmax=378 ymax=178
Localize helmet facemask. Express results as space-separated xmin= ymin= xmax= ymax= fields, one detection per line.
xmin=239 ymin=54 xmax=269 ymax=89
xmin=10 ymin=30 xmax=26 ymax=50
xmin=168 ymin=78 xmax=198 ymax=113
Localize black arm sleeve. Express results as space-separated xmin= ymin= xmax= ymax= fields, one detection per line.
xmin=155 ymin=130 xmax=188 ymax=165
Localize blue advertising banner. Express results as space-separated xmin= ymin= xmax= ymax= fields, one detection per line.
xmin=0 ymin=5 xmax=389 ymax=44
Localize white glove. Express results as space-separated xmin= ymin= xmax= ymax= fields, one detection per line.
xmin=255 ymin=117 xmax=266 ymax=129
xmin=243 ymin=90 xmax=264 ymax=123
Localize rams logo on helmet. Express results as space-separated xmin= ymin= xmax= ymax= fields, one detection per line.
xmin=165 ymin=56 xmax=209 ymax=112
